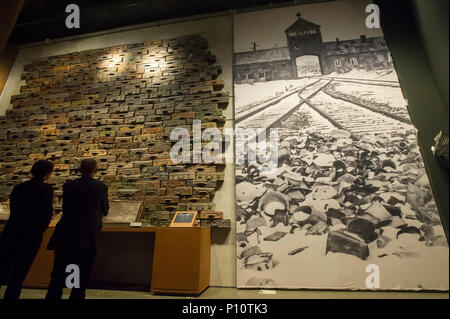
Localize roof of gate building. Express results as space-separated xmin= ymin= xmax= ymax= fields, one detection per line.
xmin=234 ymin=47 xmax=291 ymax=65
xmin=323 ymin=37 xmax=388 ymax=55
xmin=285 ymin=16 xmax=321 ymax=33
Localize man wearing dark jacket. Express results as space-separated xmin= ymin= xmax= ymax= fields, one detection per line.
xmin=0 ymin=160 xmax=54 ymax=299
xmin=46 ymin=158 xmax=109 ymax=300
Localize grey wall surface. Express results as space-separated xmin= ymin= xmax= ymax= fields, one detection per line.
xmin=413 ymin=0 xmax=449 ymax=115
xmin=0 ymin=13 xmax=236 ymax=287
xmin=376 ymin=0 xmax=449 ymax=240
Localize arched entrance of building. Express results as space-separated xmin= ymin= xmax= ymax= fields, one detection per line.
xmin=296 ymin=55 xmax=321 ymax=77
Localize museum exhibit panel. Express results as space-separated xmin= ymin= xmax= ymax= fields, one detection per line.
xmin=0 ymin=25 xmax=233 ymax=293
xmin=0 ymin=0 xmax=448 ymax=297
xmin=233 ymin=0 xmax=448 ymax=290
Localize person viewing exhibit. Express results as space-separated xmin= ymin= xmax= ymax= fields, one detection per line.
xmin=46 ymin=158 xmax=109 ymax=300
xmin=0 ymin=160 xmax=54 ymax=299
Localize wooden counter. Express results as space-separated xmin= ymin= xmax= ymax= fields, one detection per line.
xmin=0 ymin=225 xmax=211 ymax=295
xmin=151 ymin=227 xmax=211 ymax=295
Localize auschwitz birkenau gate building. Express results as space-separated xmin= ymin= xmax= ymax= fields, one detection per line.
xmin=234 ymin=14 xmax=393 ymax=83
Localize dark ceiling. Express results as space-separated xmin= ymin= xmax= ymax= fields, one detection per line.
xmin=9 ymin=0 xmax=329 ymax=45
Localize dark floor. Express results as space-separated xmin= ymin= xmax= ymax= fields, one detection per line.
xmin=1 ymin=286 xmax=448 ymax=299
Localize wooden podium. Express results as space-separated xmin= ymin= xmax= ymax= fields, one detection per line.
xmin=151 ymin=227 xmax=210 ymax=294
xmin=0 ymin=226 xmax=211 ymax=295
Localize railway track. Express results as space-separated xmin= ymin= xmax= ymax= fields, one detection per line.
xmin=236 ymin=79 xmax=329 ymax=129
xmin=235 ymin=79 xmax=320 ymax=124
xmin=318 ymin=76 xmax=400 ymax=88
xmin=306 ymin=90 xmax=413 ymax=136
xmin=238 ymin=77 xmax=414 ymax=138
xmin=321 ymin=88 xmax=411 ymax=124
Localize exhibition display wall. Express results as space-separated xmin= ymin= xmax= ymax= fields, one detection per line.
xmin=0 ymin=15 xmax=236 ymax=288
xmin=234 ymin=0 xmax=448 ymax=290
xmin=0 ymin=0 xmax=448 ymax=291
xmin=1 ymin=35 xmax=229 ymax=226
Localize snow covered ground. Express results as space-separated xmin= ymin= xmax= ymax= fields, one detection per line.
xmin=235 ymin=127 xmax=449 ymax=290
xmin=237 ymin=224 xmax=449 ymax=290
xmin=234 ymin=68 xmax=448 ymax=290
xmin=237 ymin=93 xmax=302 ymax=129
xmin=327 ymin=68 xmax=400 ymax=82
xmin=234 ymin=69 xmax=402 ymax=115
xmin=234 ymin=79 xmax=313 ymax=112
xmin=309 ymin=90 xmax=412 ymax=135
xmin=330 ymin=82 xmax=407 ymax=110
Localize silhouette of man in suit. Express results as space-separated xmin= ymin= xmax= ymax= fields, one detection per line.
xmin=46 ymin=158 xmax=109 ymax=299
xmin=0 ymin=160 xmax=54 ymax=299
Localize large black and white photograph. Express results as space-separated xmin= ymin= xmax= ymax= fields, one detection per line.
xmin=234 ymin=0 xmax=449 ymax=290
